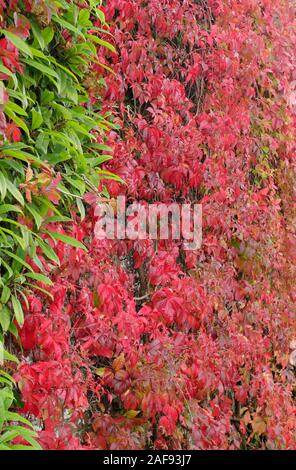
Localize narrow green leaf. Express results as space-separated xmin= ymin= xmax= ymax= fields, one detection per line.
xmin=52 ymin=16 xmax=85 ymax=38
xmin=30 ymin=19 xmax=45 ymax=50
xmin=25 ymin=283 xmax=53 ymax=300
xmin=46 ymin=231 xmax=87 ymax=251
xmin=3 ymin=108 xmax=30 ymax=138
xmin=0 ymin=305 xmax=11 ymax=332
xmin=26 ymin=205 xmax=43 ymax=230
xmin=5 ymin=101 xmax=28 ymax=117
xmin=0 ymin=30 xmax=33 ymax=57
xmin=0 ymin=250 xmax=33 ymax=272
xmin=1 ymin=286 xmax=11 ymax=304
xmin=11 ymin=295 xmax=24 ymax=326
xmin=5 ymin=179 xmax=24 ymax=206
xmin=0 ymin=64 xmax=14 ymax=77
xmin=3 ymin=350 xmax=18 ymax=363
xmin=0 ymin=173 xmax=7 ymax=200
xmin=88 ymin=35 xmax=116 ymax=53
xmin=0 ymin=205 xmax=23 ymax=215
xmin=24 ymin=59 xmax=59 ymax=79
xmin=37 ymin=239 xmax=60 ymax=265
xmin=77 ymin=198 xmax=85 ymax=220
xmin=24 ymin=272 xmax=53 ymax=286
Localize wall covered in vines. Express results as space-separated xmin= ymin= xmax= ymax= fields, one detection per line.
xmin=0 ymin=0 xmax=295 ymax=450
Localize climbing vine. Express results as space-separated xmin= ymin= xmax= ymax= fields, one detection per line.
xmin=0 ymin=0 xmax=295 ymax=450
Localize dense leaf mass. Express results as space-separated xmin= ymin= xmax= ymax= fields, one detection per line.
xmin=1 ymin=0 xmax=296 ymax=450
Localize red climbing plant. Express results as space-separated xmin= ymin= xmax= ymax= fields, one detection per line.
xmin=2 ymin=0 xmax=296 ymax=450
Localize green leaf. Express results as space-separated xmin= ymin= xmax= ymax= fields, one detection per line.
xmin=94 ymin=9 xmax=106 ymax=25
xmin=0 ymin=149 xmax=44 ymax=167
xmin=35 ymin=133 xmax=49 ymax=154
xmin=31 ymin=109 xmax=43 ymax=130
xmin=0 ymin=30 xmax=33 ymax=58
xmin=0 ymin=64 xmax=15 ymax=78
xmin=86 ymin=154 xmax=113 ymax=167
xmin=24 ymin=59 xmax=59 ymax=79
xmin=37 ymin=239 xmax=60 ymax=265
xmin=30 ymin=19 xmax=46 ymax=50
xmin=0 ymin=227 xmax=26 ymax=250
xmin=25 ymin=283 xmax=53 ymax=300
xmin=0 ymin=398 xmax=5 ymax=432
xmin=49 ymin=58 xmax=79 ymax=82
xmin=5 ymin=179 xmax=24 ymax=206
xmin=46 ymin=231 xmax=87 ymax=251
xmin=26 ymin=205 xmax=43 ymax=230
xmin=0 ymin=430 xmax=22 ymax=444
xmin=1 ymin=286 xmax=11 ymax=304
xmin=41 ymin=26 xmax=54 ymax=46
xmin=0 ymin=257 xmax=14 ymax=278
xmin=76 ymin=197 xmax=85 ymax=220
xmin=0 ymin=205 xmax=23 ymax=215
xmin=79 ymin=9 xmax=91 ymax=27
xmin=5 ymin=101 xmax=27 ymax=117
xmin=0 ymin=173 xmax=7 ymax=200
xmin=0 ymin=444 xmax=11 ymax=450
xmin=3 ymin=108 xmax=30 ymax=138
xmin=11 ymin=295 xmax=24 ymax=326
xmin=0 ymin=376 xmax=13 ymax=386
xmin=3 ymin=349 xmax=18 ymax=363
xmin=97 ymin=169 xmax=125 ymax=184
xmin=0 ymin=250 xmax=33 ymax=272
xmin=88 ymin=35 xmax=116 ymax=53
xmin=95 ymin=60 xmax=115 ymax=75
xmin=8 ymin=323 xmax=19 ymax=341
xmin=64 ymin=176 xmax=85 ymax=194
xmin=52 ymin=16 xmax=85 ymax=38
xmin=24 ymin=272 xmax=53 ymax=286
xmin=44 ymin=215 xmax=72 ymax=224
xmin=5 ymin=412 xmax=33 ymax=427
xmin=0 ymin=305 xmax=11 ymax=332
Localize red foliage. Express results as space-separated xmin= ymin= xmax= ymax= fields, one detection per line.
xmin=15 ymin=0 xmax=296 ymax=450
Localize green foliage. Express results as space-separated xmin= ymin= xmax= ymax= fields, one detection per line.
xmin=0 ymin=0 xmax=116 ymax=334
